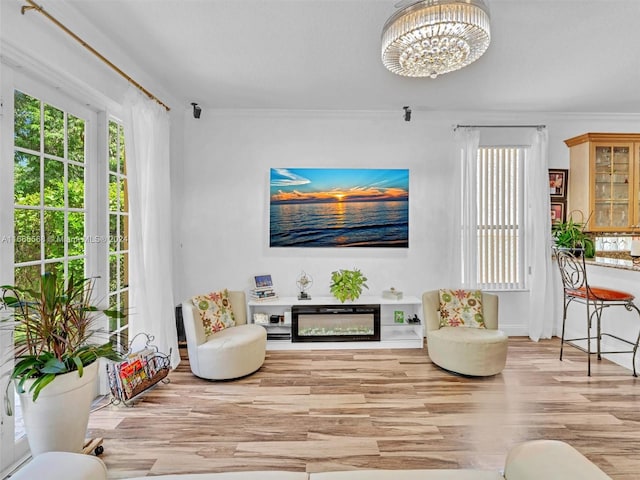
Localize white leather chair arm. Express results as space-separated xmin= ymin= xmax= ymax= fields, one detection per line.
xmin=10 ymin=452 xmax=108 ymax=480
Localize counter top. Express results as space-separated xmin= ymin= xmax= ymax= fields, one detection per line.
xmin=585 ymin=256 xmax=640 ymax=272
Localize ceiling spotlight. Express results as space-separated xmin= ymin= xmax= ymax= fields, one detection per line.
xmin=381 ymin=0 xmax=491 ymax=78
xmin=403 ymin=106 xmax=412 ymax=122
xmin=191 ymin=102 xmax=202 ymax=119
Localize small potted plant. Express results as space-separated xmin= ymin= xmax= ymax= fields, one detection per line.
xmin=329 ymin=268 xmax=369 ymax=303
xmin=551 ymin=217 xmax=595 ymax=258
xmin=1 ymin=272 xmax=124 ymax=455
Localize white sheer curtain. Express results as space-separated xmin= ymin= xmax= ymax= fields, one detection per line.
xmin=527 ymin=128 xmax=555 ymax=341
xmin=452 ymin=127 xmax=481 ymax=288
xmin=123 ymin=87 xmax=180 ymax=367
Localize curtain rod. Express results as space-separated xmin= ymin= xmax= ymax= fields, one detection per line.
xmin=454 ymin=124 xmax=546 ymax=130
xmin=21 ymin=0 xmax=170 ymax=112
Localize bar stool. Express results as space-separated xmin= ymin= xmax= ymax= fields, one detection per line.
xmin=554 ymin=247 xmax=640 ymax=376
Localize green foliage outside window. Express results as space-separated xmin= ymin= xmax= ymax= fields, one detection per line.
xmin=107 ymin=120 xmax=129 ymax=349
xmin=13 ymin=90 xmax=86 ymax=288
xmin=13 ymin=91 xmax=129 ymax=346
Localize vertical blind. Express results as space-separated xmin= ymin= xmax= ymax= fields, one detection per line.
xmin=476 ymin=147 xmax=525 ymax=290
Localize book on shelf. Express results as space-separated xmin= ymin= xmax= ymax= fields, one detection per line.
xmin=249 ymin=292 xmax=279 ymax=302
xmin=249 ymin=287 xmax=277 ymax=298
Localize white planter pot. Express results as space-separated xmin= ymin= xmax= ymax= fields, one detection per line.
xmin=17 ymin=360 xmax=98 ymax=456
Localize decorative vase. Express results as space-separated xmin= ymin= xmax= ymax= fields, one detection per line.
xmin=17 ymin=360 xmax=98 ymax=456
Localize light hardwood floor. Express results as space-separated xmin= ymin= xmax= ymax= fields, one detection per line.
xmin=88 ymin=337 xmax=640 ymax=479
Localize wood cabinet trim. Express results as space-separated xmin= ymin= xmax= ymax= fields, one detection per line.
xmin=565 ymin=132 xmax=640 ymax=147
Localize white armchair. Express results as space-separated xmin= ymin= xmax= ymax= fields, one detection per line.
xmin=422 ymin=290 xmax=508 ymax=376
xmin=181 ymin=291 xmax=267 ymax=380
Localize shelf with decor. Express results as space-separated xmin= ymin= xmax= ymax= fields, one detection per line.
xmin=565 ymin=133 xmax=640 ymax=232
xmin=247 ymin=295 xmax=423 ymax=350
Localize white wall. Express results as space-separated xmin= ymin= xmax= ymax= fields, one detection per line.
xmin=179 ymin=109 xmax=640 ymax=337
xmin=179 ymin=110 xmax=454 ymax=299
xmin=3 ymin=0 xmax=640 ymax=339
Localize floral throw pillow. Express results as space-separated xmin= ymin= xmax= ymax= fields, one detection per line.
xmin=438 ymin=289 xmax=485 ymax=329
xmin=191 ymin=289 xmax=236 ymax=336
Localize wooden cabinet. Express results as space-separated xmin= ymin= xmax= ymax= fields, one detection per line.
xmin=565 ymin=133 xmax=640 ymax=232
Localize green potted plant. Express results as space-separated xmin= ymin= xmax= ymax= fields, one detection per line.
xmin=1 ymin=272 xmax=124 ymax=455
xmin=551 ymin=217 xmax=595 ymax=258
xmin=329 ymin=268 xmax=369 ymax=303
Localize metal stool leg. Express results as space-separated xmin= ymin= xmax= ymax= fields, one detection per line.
xmin=586 ymin=301 xmax=591 ymax=376
xmin=595 ymin=302 xmax=604 ymax=361
xmin=560 ymin=295 xmax=568 ymax=361
xmin=627 ymin=302 xmax=640 ymax=377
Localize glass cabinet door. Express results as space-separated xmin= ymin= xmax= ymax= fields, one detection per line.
xmin=593 ymin=144 xmax=631 ymax=229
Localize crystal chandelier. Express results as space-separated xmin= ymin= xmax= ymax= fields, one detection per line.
xmin=381 ymin=0 xmax=491 ymax=79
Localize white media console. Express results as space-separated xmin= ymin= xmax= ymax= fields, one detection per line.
xmin=247 ymin=295 xmax=424 ymax=350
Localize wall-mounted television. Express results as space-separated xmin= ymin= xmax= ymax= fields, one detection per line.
xmin=270 ymin=168 xmax=409 ymax=248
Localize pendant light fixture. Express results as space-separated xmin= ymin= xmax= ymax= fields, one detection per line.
xmin=381 ymin=0 xmax=491 ymax=78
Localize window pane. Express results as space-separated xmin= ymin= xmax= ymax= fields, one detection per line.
xmin=109 ymin=174 xmax=118 ymax=211
xmin=44 ymin=210 xmax=65 ymax=259
xmin=14 ymin=265 xmax=42 ymax=290
xmin=119 ymin=216 xmax=126 ymax=251
xmin=122 ymin=215 xmax=129 ymax=251
xmin=14 ymin=152 xmax=40 ymax=205
xmin=119 ymin=129 xmax=126 ymax=174
xmin=110 ymin=330 xmax=129 ymax=351
xmin=43 ymin=104 xmax=64 ymax=158
xmin=68 ymin=258 xmax=85 ymax=281
xmin=45 ymin=261 xmax=64 ymax=279
xmin=67 ymin=114 xmax=85 ymax=163
xmin=121 ymin=289 xmax=129 ymax=315
xmin=109 ymin=214 xmax=117 ymax=252
xmin=109 ymin=121 xmax=119 ymax=172
xmin=43 ymin=158 xmax=64 ymax=207
xmin=119 ymin=253 xmax=128 ymax=289
xmin=108 ymin=312 xmax=118 ymax=332
xmin=14 ymin=209 xmax=40 ymax=263
xmin=109 ymin=254 xmax=118 ymax=291
xmin=68 ymin=164 xmax=85 ymax=208
xmin=68 ymin=212 xmax=85 ymax=256
xmin=119 ymin=179 xmax=127 ymax=213
xmin=14 ymin=91 xmax=40 ymax=151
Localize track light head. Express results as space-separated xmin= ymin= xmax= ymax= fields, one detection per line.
xmin=403 ymin=106 xmax=411 ymax=122
xmin=191 ymin=102 xmax=202 ymax=119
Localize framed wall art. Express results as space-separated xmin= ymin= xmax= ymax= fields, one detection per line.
xmin=549 ymin=169 xmax=568 ymax=198
xmin=269 ymin=168 xmax=409 ymax=248
xmin=551 ymin=201 xmax=566 ymax=224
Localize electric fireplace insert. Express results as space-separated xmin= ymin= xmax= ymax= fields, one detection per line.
xmin=291 ymin=304 xmax=381 ymax=342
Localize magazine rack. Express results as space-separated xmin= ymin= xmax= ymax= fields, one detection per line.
xmin=107 ymin=333 xmax=171 ymax=406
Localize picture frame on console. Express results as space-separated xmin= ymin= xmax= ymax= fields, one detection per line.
xmin=254 ymin=274 xmax=273 ymax=290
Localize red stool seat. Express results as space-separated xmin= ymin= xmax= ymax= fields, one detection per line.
xmin=567 ymin=286 xmax=635 ymax=302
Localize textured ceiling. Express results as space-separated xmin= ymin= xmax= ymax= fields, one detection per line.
xmin=65 ymin=0 xmax=640 ymax=113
